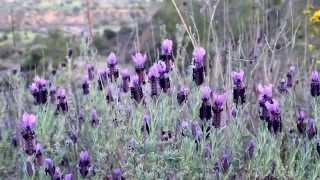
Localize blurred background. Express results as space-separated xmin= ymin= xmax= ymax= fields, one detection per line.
xmin=0 ymin=0 xmax=319 ymax=79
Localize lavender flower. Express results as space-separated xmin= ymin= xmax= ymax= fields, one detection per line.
xmin=286 ymin=65 xmax=295 ymax=88
xmin=112 ymin=168 xmax=123 ymax=180
xmin=257 ymin=84 xmax=273 ymax=121
xmin=132 ymin=52 xmax=147 ymax=84
xmin=265 ymin=100 xmax=282 ymax=134
xmin=21 ymin=112 xmax=36 ymax=131
xmin=193 ymin=47 xmax=206 ymax=67
xmin=221 ymin=151 xmax=231 ymax=172
xmin=127 ymin=138 xmax=136 ymax=151
xmin=120 ymin=68 xmax=130 ymax=93
xmin=192 ymin=47 xmax=206 ymax=85
xmin=91 ymin=108 xmax=98 ymax=127
xmin=232 ymin=70 xmax=246 ymax=105
xmin=66 ymin=48 xmax=73 ymax=58
xmin=35 ymin=143 xmax=43 ymax=166
xmin=191 ymin=121 xmax=202 ymax=143
xmin=78 ymin=150 xmax=90 ymax=178
xmin=45 ymin=158 xmax=56 ymax=177
xmin=296 ymin=110 xmax=306 ymax=134
xmin=130 ymin=75 xmax=144 ymax=103
xmin=20 ymin=113 xmax=36 ymax=155
xmin=158 ymin=61 xmax=171 ymax=92
xmin=311 ymin=71 xmax=320 ymax=97
xmin=161 ymin=129 xmax=173 ymax=141
xmin=63 ymin=173 xmax=73 ymax=180
xmin=78 ymin=110 xmax=85 ymax=123
xmin=82 ymin=75 xmax=90 ymax=95
xmin=52 ymin=167 xmax=62 ymax=180
xmin=161 ymin=39 xmax=173 ymax=55
xmin=56 ymin=88 xmax=68 ymax=113
xmin=86 ymin=64 xmax=95 ymax=80
xmin=177 ymin=86 xmax=189 ymax=105
xmin=30 ymin=76 xmax=48 ymax=105
xmin=148 ymin=63 xmax=160 ymax=97
xmin=278 ymin=79 xmax=288 ymax=94
xmin=199 ymin=86 xmax=212 ymax=121
xmin=160 ymin=39 xmax=173 ymax=72
xmin=141 ymin=114 xmax=151 ymax=134
xmin=107 ymin=52 xmax=117 ymax=66
xmin=212 ymin=93 xmax=225 ymax=128
xmin=307 ymin=118 xmax=317 ymax=139
xmin=180 ymin=120 xmax=189 ymax=136
xmin=245 ymin=139 xmax=256 ymax=159
xmin=107 ymin=52 xmax=119 ymax=81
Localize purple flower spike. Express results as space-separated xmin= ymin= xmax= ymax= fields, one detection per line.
xmin=231 ymin=70 xmax=244 ymax=85
xmin=82 ymin=75 xmax=90 ymax=95
xmin=112 ymin=168 xmax=122 ymax=180
xmin=297 ymin=110 xmax=306 ymax=120
xmin=257 ymin=84 xmax=273 ymax=100
xmin=21 ymin=112 xmax=36 ymax=130
xmin=45 ymin=158 xmax=55 ymax=177
xmin=192 ymin=47 xmax=206 ymax=66
xmin=192 ymin=48 xmax=205 ymax=85
xmin=278 ymin=79 xmax=288 ymax=94
xmin=191 ymin=121 xmax=202 ymax=143
xmin=311 ymin=71 xmax=320 ymax=97
xmin=212 ymin=93 xmax=225 ymax=128
xmin=221 ymin=151 xmax=231 ymax=172
xmin=91 ymin=108 xmax=98 ymax=127
xmin=265 ymin=100 xmax=279 ymax=114
xmin=132 ymin=52 xmax=147 ymax=69
xmin=120 ymin=68 xmax=130 ymax=93
xmin=200 ymin=86 xmax=211 ymax=100
xmin=35 ymin=143 xmax=44 ymax=166
xmin=30 ymin=76 xmax=48 ymax=104
xmin=265 ymin=99 xmax=282 ymax=134
xmin=287 ymin=65 xmax=296 ymax=88
xmin=148 ymin=64 xmax=160 ymax=97
xmin=78 ymin=150 xmax=90 ymax=178
xmin=232 ymin=70 xmax=246 ymax=105
xmin=245 ymin=139 xmax=256 ymax=159
xmin=212 ymin=93 xmax=225 ymax=109
xmin=130 ymin=75 xmax=144 ymax=103
xmin=177 ymin=86 xmax=189 ymax=105
xmin=157 ymin=60 xmax=167 ymax=74
xmin=56 ymin=87 xmax=68 ymax=113
xmin=57 ymin=88 xmax=66 ymax=98
xmin=148 ymin=63 xmax=160 ymax=79
xmin=33 ymin=76 xmax=47 ymax=87
xmin=86 ymin=64 xmax=95 ymax=80
xmin=161 ymin=39 xmax=173 ymax=55
xmin=130 ymin=75 xmax=140 ymax=87
xmin=64 ymin=173 xmax=73 ymax=180
xmin=106 ymin=52 xmax=117 ymax=66
xmin=307 ymin=118 xmax=317 ymax=139
xmin=199 ymin=86 xmax=212 ymax=121
xmin=296 ymin=110 xmax=306 ymax=134
xmin=141 ymin=114 xmax=151 ymax=134
xmin=121 ymin=68 xmax=130 ymax=79
xmin=311 ymin=71 xmax=319 ymax=81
